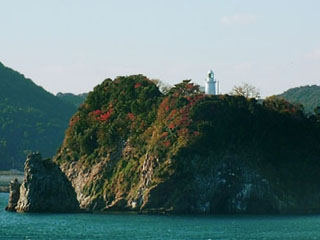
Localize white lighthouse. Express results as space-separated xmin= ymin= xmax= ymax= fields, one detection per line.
xmin=205 ymin=69 xmax=217 ymax=95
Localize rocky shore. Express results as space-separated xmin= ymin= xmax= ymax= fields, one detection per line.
xmin=0 ymin=186 xmax=9 ymax=192
xmin=6 ymin=153 xmax=79 ymax=213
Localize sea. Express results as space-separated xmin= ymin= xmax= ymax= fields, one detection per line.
xmin=1 ymin=193 xmax=320 ymax=240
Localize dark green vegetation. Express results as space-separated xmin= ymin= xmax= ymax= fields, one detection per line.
xmin=0 ymin=62 xmax=76 ymax=170
xmin=59 ymin=75 xmax=161 ymax=157
xmin=278 ymin=85 xmax=320 ymax=113
xmin=56 ymin=92 xmax=87 ymax=108
xmin=55 ymin=76 xmax=320 ymax=213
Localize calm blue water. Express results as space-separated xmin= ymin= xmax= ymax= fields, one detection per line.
xmin=1 ymin=193 xmax=320 ymax=240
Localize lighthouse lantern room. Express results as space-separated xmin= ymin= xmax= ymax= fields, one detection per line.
xmin=205 ymin=69 xmax=217 ymax=95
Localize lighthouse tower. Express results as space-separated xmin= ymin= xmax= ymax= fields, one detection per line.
xmin=205 ymin=69 xmax=217 ymax=95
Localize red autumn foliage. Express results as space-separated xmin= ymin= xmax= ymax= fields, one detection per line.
xmin=158 ymin=93 xmax=205 ymax=143
xmin=171 ymin=109 xmax=178 ymax=115
xmin=127 ymin=112 xmax=135 ymax=121
xmin=99 ymin=108 xmax=114 ymax=121
xmin=158 ymin=97 xmax=170 ymax=118
xmin=134 ymin=83 xmax=142 ymax=89
xmin=178 ymin=128 xmax=189 ymax=136
xmin=163 ymin=140 xmax=171 ymax=147
xmin=161 ymin=132 xmax=169 ymax=137
xmin=92 ymin=109 xmax=102 ymax=116
xmin=168 ymin=109 xmax=178 ymax=119
xmin=100 ymin=112 xmax=111 ymax=121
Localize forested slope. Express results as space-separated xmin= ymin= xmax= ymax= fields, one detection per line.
xmin=0 ymin=62 xmax=76 ymax=170
xmin=279 ymin=85 xmax=320 ymax=113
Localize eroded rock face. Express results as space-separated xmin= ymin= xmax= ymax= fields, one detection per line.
xmin=13 ymin=153 xmax=79 ymax=213
xmin=190 ymin=155 xmax=278 ymax=214
xmin=5 ymin=179 xmax=21 ymax=211
xmin=11 ymin=150 xmax=320 ymax=215
xmin=132 ymin=152 xmax=320 ymax=214
xmin=60 ymin=159 xmax=108 ymax=210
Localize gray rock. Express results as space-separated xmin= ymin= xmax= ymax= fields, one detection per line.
xmin=5 ymin=178 xmax=21 ymax=211
xmin=14 ymin=152 xmax=79 ymax=213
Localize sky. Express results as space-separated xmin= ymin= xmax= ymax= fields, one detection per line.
xmin=0 ymin=0 xmax=319 ymax=97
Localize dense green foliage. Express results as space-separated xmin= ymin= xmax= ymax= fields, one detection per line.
xmin=56 ymin=92 xmax=87 ymax=108
xmin=181 ymin=94 xmax=320 ymax=185
xmin=55 ymin=76 xmax=320 ymax=212
xmin=146 ymin=84 xmax=320 ymax=200
xmin=0 ymin=62 xmax=76 ymax=170
xmin=278 ymin=85 xmax=320 ymax=113
xmin=57 ymin=75 xmax=161 ymax=160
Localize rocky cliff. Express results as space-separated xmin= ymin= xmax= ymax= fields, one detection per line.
xmin=6 ymin=153 xmax=79 ymax=212
xmin=52 ymin=76 xmax=320 ymax=214
xmin=5 ymin=179 xmax=21 ymax=211
xmin=9 ymin=76 xmax=320 ymax=214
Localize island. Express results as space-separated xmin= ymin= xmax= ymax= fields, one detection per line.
xmin=6 ymin=75 xmax=320 ymax=214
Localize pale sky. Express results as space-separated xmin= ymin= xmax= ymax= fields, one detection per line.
xmin=0 ymin=0 xmax=319 ymax=97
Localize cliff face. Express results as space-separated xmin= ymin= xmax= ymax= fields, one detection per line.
xmin=6 ymin=153 xmax=79 ymax=213
xmin=9 ymin=76 xmax=320 ymax=214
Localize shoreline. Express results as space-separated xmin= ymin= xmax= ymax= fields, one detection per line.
xmin=0 ymin=186 xmax=9 ymax=193
xmin=0 ymin=171 xmax=24 ymax=193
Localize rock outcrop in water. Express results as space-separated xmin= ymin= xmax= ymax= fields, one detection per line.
xmin=6 ymin=153 xmax=79 ymax=212
xmin=5 ymin=179 xmax=21 ymax=211
xmin=9 ymin=76 xmax=320 ymax=214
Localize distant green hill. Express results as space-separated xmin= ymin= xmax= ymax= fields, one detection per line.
xmin=278 ymin=85 xmax=320 ymax=113
xmin=0 ymin=62 xmax=76 ymax=170
xmin=56 ymin=92 xmax=87 ymax=108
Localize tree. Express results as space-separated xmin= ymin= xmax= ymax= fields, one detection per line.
xmin=151 ymin=79 xmax=171 ymax=94
xmin=263 ymin=96 xmax=304 ymax=115
xmin=168 ymin=80 xmax=201 ymax=96
xmin=230 ymin=83 xmax=260 ymax=99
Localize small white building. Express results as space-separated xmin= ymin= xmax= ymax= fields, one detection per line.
xmin=205 ymin=69 xmax=217 ymax=95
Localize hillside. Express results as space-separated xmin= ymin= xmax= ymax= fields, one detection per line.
xmin=33 ymin=75 xmax=320 ymax=214
xmin=278 ymin=85 xmax=320 ymax=113
xmin=0 ymin=62 xmax=76 ymax=170
xmin=56 ymin=92 xmax=88 ymax=108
